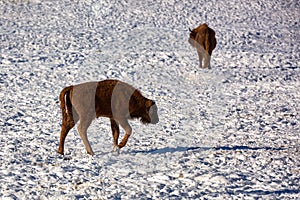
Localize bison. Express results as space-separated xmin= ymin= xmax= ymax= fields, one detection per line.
xmin=188 ymin=23 xmax=217 ymax=68
xmin=57 ymin=79 xmax=159 ymax=156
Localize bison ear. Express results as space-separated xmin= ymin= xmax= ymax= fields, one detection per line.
xmin=145 ymin=100 xmax=154 ymax=108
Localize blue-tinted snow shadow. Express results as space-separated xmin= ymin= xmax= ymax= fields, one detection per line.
xmin=130 ymin=145 xmax=286 ymax=154
xmin=226 ymin=189 xmax=300 ymax=196
xmin=199 ymin=189 xmax=300 ymax=197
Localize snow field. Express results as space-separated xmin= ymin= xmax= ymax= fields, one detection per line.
xmin=0 ymin=0 xmax=299 ymax=199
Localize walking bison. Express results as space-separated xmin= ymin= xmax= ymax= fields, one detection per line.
xmin=57 ymin=79 xmax=159 ymax=156
xmin=188 ymin=23 xmax=217 ymax=68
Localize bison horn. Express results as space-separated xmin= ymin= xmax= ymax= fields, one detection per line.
xmin=189 ymin=28 xmax=192 ymax=32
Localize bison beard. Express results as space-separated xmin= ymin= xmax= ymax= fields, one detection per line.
xmin=189 ymin=23 xmax=217 ymax=68
xmin=57 ymin=79 xmax=159 ymax=156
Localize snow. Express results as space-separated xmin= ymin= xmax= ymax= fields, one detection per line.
xmin=0 ymin=0 xmax=299 ymax=199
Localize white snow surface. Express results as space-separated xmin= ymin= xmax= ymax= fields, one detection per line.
xmin=0 ymin=0 xmax=299 ymax=199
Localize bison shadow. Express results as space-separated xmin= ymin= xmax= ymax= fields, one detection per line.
xmin=201 ymin=189 xmax=300 ymax=197
xmin=130 ymin=145 xmax=286 ymax=154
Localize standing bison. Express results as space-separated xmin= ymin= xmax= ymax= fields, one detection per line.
xmin=57 ymin=79 xmax=159 ymax=156
xmin=188 ymin=23 xmax=217 ymax=68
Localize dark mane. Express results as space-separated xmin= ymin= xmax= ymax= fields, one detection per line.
xmin=129 ymin=89 xmax=148 ymax=119
xmin=131 ymin=88 xmax=148 ymax=104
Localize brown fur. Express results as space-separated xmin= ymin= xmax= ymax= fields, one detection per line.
xmin=57 ymin=79 xmax=159 ymax=156
xmin=188 ymin=23 xmax=217 ymax=68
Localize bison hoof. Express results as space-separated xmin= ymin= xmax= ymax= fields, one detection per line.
xmin=57 ymin=149 xmax=64 ymax=155
xmin=112 ymin=145 xmax=120 ymax=155
xmin=113 ymin=145 xmax=120 ymax=151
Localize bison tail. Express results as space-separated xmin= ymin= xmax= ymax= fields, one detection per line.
xmin=204 ymin=31 xmax=210 ymax=54
xmin=59 ymin=86 xmax=73 ymax=121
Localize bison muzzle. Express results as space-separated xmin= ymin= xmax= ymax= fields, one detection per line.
xmin=57 ymin=79 xmax=159 ymax=156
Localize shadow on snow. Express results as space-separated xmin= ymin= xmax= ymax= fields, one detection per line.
xmin=226 ymin=189 xmax=300 ymax=196
xmin=130 ymin=145 xmax=286 ymax=154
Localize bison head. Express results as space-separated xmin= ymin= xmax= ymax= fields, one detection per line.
xmin=189 ymin=28 xmax=197 ymax=40
xmin=140 ymin=100 xmax=159 ymax=124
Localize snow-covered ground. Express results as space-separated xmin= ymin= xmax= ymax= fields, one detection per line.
xmin=0 ymin=0 xmax=299 ymax=199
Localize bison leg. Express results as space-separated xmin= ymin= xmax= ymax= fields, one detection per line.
xmin=58 ymin=116 xmax=77 ymax=155
xmin=110 ymin=119 xmax=120 ymax=147
xmin=77 ymin=117 xmax=94 ymax=156
xmin=203 ymin=53 xmax=211 ymax=69
xmin=118 ymin=119 xmax=132 ymax=148
xmin=197 ymin=50 xmax=203 ymax=68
